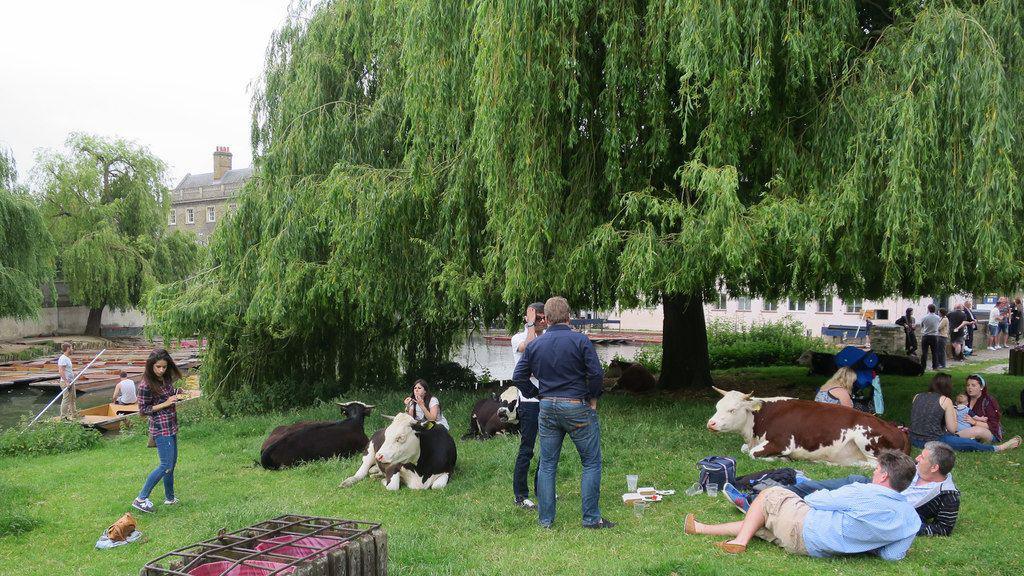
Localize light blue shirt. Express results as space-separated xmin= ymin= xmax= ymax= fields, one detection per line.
xmin=802 ymin=483 xmax=921 ymax=561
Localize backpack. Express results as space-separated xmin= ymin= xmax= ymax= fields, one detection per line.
xmin=697 ymin=456 xmax=737 ymax=492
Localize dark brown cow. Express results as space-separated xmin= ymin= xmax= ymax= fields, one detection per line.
xmin=706 ymin=388 xmax=908 ymax=466
xmin=260 ymin=401 xmax=374 ymax=470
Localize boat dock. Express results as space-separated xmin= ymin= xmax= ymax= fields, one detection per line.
xmin=0 ymin=348 xmax=200 ymax=394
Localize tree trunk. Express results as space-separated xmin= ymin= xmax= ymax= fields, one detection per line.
xmin=659 ymin=292 xmax=713 ymax=389
xmin=84 ymin=307 xmax=104 ymax=337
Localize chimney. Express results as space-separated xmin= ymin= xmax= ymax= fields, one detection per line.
xmin=213 ymin=146 xmax=232 ymax=180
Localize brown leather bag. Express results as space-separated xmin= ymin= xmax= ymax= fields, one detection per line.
xmin=107 ymin=512 xmax=137 ymax=542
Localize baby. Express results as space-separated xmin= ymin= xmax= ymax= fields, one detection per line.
xmin=955 ymin=393 xmax=973 ymax=432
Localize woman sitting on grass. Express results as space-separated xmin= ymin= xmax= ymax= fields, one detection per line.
xmin=814 ymin=367 xmax=855 ymax=408
xmin=909 ymin=373 xmax=1020 ymax=453
xmin=131 ymin=349 xmax=185 ymax=514
xmin=959 ymin=374 xmax=1005 ymax=443
xmin=404 ymin=379 xmax=449 ymax=430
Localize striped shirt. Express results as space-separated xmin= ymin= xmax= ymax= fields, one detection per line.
xmin=802 ymin=483 xmax=921 ymax=561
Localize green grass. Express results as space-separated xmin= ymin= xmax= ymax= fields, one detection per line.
xmin=1 ymin=363 xmax=1022 ymax=575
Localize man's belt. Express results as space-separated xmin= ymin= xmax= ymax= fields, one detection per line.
xmin=542 ymin=397 xmax=584 ymax=404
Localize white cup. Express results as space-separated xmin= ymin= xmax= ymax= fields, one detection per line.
xmin=706 ymin=484 xmax=719 ymax=498
xmin=633 ymin=501 xmax=646 ymax=518
xmin=626 ymin=474 xmax=638 ymax=492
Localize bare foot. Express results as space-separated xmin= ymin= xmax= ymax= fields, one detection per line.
xmin=996 ymin=436 xmax=1022 ymax=452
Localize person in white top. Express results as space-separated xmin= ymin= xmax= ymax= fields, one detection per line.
xmin=112 ymin=371 xmax=138 ymax=405
xmin=510 ymin=302 xmax=548 ymax=510
xmin=404 ymin=379 xmax=448 ymax=430
xmin=57 ymin=341 xmax=76 ymax=420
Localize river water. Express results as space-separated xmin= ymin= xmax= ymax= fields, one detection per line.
xmin=0 ymin=333 xmax=648 ymax=429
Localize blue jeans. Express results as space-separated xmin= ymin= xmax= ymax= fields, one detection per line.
xmin=139 ymin=434 xmax=177 ymax=499
xmin=537 ymin=400 xmax=602 ymax=526
xmin=513 ymin=402 xmax=539 ymax=500
xmin=912 ymin=434 xmax=995 ymax=452
xmin=785 ymin=475 xmax=870 ymax=498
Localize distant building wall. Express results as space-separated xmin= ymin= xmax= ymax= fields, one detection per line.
xmin=168 ymin=146 xmax=251 ymax=245
xmin=0 ymin=306 xmax=146 ymax=339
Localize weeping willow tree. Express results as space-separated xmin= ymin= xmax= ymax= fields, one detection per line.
xmin=150 ymin=0 xmax=1024 ymax=405
xmin=0 ymin=146 xmax=55 ymax=319
xmin=36 ymin=134 xmax=199 ymax=336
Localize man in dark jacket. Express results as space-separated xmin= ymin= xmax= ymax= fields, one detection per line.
xmin=513 ymin=296 xmax=612 ymax=529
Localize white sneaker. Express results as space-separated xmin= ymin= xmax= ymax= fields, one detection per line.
xmin=132 ymin=498 xmax=155 ymax=513
xmin=163 ymin=497 xmax=179 ymax=505
xmin=989 ymin=346 xmax=997 ymax=351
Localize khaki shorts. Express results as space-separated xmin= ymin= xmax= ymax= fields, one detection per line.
xmin=754 ymin=487 xmax=810 ymax=555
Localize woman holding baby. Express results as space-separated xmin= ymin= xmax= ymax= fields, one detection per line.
xmin=909 ymin=373 xmax=1020 ymax=452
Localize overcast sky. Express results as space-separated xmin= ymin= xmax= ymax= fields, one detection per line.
xmin=0 ymin=0 xmax=291 ymax=186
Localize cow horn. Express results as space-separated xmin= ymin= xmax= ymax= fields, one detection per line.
xmin=744 ymin=391 xmax=754 ymax=399
xmin=380 ymin=414 xmax=395 ymax=421
xmin=712 ymin=386 xmax=729 ymax=396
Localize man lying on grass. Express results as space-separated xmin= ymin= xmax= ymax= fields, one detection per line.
xmin=685 ymin=450 xmax=920 ymax=560
xmin=723 ymin=441 xmax=960 ymax=537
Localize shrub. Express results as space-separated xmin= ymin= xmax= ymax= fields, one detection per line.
xmin=623 ymin=319 xmax=825 ymax=372
xmin=707 ymin=319 xmax=823 ymax=369
xmin=0 ymin=419 xmax=102 ymax=457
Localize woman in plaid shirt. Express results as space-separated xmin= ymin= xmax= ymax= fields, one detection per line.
xmin=132 ymin=349 xmax=184 ymax=514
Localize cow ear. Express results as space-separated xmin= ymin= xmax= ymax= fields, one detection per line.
xmin=712 ymin=386 xmax=729 ymax=396
xmin=750 ymin=399 xmax=763 ymax=412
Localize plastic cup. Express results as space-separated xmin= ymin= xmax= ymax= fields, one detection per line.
xmin=685 ymin=483 xmax=703 ymax=497
xmin=626 ymin=474 xmax=638 ymax=492
xmin=706 ymin=485 xmax=719 ymax=498
xmin=633 ymin=501 xmax=646 ymax=518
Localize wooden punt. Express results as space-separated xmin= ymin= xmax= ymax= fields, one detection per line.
xmin=75 ymin=390 xmax=202 ymax=431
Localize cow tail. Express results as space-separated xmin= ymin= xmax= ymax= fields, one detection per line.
xmin=461 ymin=415 xmax=479 ymax=440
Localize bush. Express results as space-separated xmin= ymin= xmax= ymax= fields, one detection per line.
xmin=0 ymin=419 xmax=102 ymax=457
xmin=622 ymin=319 xmax=825 ymax=372
xmin=707 ymin=319 xmax=823 ymax=369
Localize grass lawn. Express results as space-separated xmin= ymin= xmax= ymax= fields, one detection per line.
xmin=1 ymin=363 xmax=1023 ymax=575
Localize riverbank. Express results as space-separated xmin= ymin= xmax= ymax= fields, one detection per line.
xmin=1 ymin=364 xmax=1021 ymax=575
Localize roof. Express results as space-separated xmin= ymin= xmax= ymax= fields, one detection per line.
xmin=174 ymin=167 xmax=253 ymax=190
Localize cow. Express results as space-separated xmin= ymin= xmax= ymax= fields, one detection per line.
xmin=340 ymin=412 xmax=457 ymax=490
xmin=463 ymin=386 xmax=520 ymax=439
xmin=259 ymin=401 xmax=374 ymax=470
xmin=605 ymin=359 xmax=657 ymax=394
xmin=706 ymin=387 xmax=909 ymax=467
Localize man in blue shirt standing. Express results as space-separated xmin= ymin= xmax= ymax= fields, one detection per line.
xmin=685 ymin=450 xmax=920 ymax=559
xmin=513 ymin=296 xmax=612 ymax=529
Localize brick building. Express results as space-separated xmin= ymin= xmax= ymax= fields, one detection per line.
xmin=169 ymin=146 xmax=252 ymax=244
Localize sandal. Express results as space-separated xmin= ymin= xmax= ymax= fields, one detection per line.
xmin=683 ymin=513 xmax=697 ymax=535
xmin=715 ymin=541 xmax=747 ymax=554
xmin=998 ymin=436 xmax=1022 ymax=452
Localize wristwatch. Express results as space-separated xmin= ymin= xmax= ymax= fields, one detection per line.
xmin=526 ymin=322 xmax=535 ymax=328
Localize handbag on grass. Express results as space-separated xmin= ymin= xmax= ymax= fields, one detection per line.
xmin=107 ymin=513 xmax=137 ymax=542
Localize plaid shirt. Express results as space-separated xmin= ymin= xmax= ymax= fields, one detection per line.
xmin=138 ymin=379 xmax=179 ymax=437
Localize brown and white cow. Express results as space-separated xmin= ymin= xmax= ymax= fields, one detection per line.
xmin=706 ymin=387 xmax=909 ymax=467
xmin=340 ymin=412 xmax=457 ymax=490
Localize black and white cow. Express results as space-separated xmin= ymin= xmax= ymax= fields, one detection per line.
xmin=340 ymin=412 xmax=457 ymax=490
xmin=260 ymin=401 xmax=374 ymax=470
xmin=463 ymin=386 xmax=520 ymax=439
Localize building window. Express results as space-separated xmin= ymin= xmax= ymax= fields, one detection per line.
xmin=788 ymin=299 xmax=806 ymax=311
xmin=207 ymin=206 xmax=216 ymax=222
xmin=817 ymin=298 xmax=833 ymax=313
xmin=738 ymin=297 xmax=752 ymax=312
xmin=186 ymin=208 xmax=195 ymax=224
xmin=764 ymin=300 xmax=778 ymax=312
xmin=844 ymin=299 xmax=863 ymax=314
xmin=168 ymin=210 xmax=176 ymax=225
xmin=712 ymin=293 xmax=727 ymax=310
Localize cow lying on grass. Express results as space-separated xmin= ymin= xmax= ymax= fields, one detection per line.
xmin=260 ymin=401 xmax=374 ymax=470
xmin=706 ymin=387 xmax=909 ymax=467
xmin=340 ymin=412 xmax=457 ymax=490
xmin=463 ymin=386 xmax=520 ymax=439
